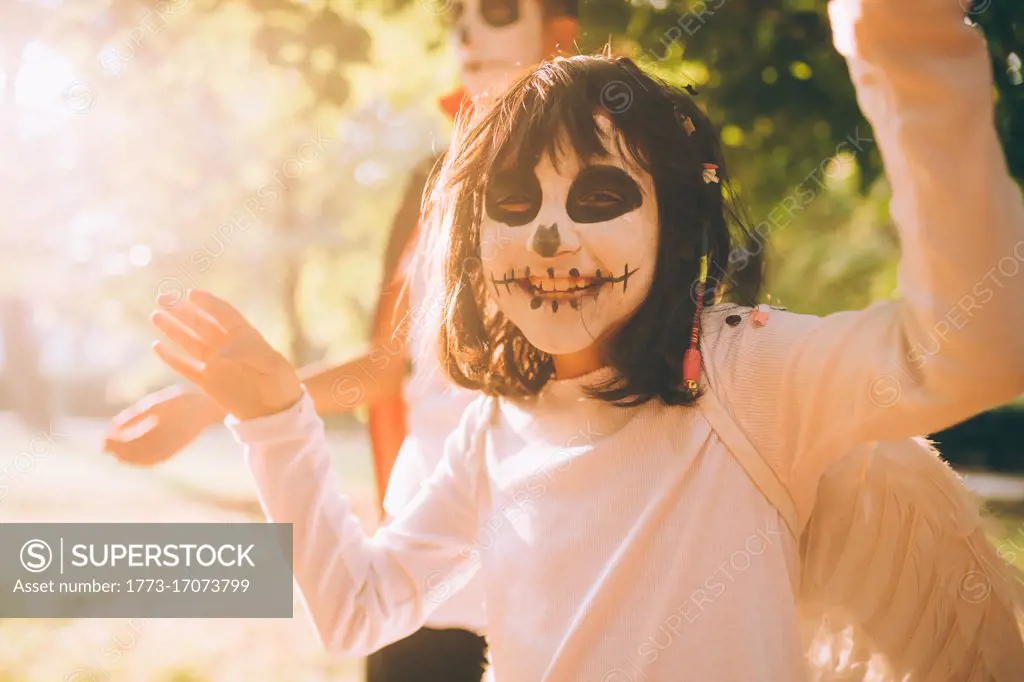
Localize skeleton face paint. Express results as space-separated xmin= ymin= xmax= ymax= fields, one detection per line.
xmin=451 ymin=0 xmax=544 ymax=102
xmin=480 ymin=124 xmax=659 ymax=355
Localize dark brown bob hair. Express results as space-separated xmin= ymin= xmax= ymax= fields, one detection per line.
xmin=421 ymin=55 xmax=763 ymax=407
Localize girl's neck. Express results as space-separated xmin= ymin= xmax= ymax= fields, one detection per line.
xmin=552 ymin=345 xmax=605 ymax=379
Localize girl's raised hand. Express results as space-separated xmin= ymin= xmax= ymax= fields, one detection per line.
xmin=150 ymin=290 xmax=303 ymax=422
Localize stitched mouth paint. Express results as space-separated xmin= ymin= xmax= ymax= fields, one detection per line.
xmin=490 ymin=265 xmax=639 ymax=303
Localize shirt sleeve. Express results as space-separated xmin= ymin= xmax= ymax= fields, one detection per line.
xmin=226 ymin=388 xmax=490 ymax=657
xmin=713 ymin=0 xmax=1024 ymax=500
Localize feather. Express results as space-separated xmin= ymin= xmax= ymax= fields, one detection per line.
xmin=800 ymin=437 xmax=1024 ymax=681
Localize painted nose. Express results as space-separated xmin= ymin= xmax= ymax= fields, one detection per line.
xmin=531 ymin=223 xmax=561 ymax=257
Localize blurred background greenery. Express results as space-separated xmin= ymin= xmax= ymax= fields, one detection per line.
xmin=2 ymin=0 xmax=1022 ymax=468
xmin=1 ymin=1 xmax=1023 ymax=680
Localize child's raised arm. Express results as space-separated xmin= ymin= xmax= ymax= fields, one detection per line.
xmin=150 ymin=289 xmax=486 ymax=656
xmin=710 ymin=0 xmax=1024 ymax=498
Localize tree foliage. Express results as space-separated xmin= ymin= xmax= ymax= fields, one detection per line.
xmin=1 ymin=0 xmax=452 ymax=401
xmin=2 ymin=0 xmax=1021 ymax=405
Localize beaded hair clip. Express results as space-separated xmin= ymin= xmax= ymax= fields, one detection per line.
xmin=676 ymin=93 xmax=717 ymax=399
xmin=683 ymin=227 xmax=709 ymax=398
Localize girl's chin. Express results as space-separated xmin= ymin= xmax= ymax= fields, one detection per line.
xmin=516 ymin=320 xmax=609 ymax=356
xmin=528 ymin=338 xmax=597 ymax=356
xmin=495 ymin=290 xmax=640 ymax=355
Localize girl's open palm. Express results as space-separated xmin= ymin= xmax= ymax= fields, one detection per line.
xmin=150 ymin=290 xmax=302 ymax=422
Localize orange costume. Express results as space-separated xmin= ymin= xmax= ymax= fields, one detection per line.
xmin=365 ymin=93 xmax=464 ymax=512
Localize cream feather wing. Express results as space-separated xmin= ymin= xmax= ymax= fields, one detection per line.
xmin=799 ymin=437 xmax=1024 ymax=681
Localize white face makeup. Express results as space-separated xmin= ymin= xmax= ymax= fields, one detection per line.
xmin=451 ymin=0 xmax=544 ymax=102
xmin=480 ymin=120 xmax=659 ymax=356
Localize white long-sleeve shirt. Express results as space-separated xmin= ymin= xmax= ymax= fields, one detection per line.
xmin=227 ymin=1 xmax=1024 ymax=679
xmin=233 ymin=369 xmax=807 ymax=680
xmin=383 ymin=258 xmax=486 ymax=633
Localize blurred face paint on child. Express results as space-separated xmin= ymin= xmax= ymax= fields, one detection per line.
xmin=480 ymin=118 xmax=659 ymax=355
xmin=451 ymin=0 xmax=545 ymax=102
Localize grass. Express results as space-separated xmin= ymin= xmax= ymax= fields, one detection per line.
xmin=0 ymin=415 xmax=374 ymax=682
xmin=0 ymin=415 xmax=1022 ymax=681
xmin=987 ymin=502 xmax=1024 ymax=574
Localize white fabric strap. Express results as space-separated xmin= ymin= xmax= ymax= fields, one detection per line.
xmin=697 ymin=383 xmax=801 ymax=538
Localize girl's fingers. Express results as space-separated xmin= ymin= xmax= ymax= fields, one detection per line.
xmin=109 ymin=400 xmax=153 ymax=431
xmin=151 ymin=310 xmax=210 ymax=362
xmin=162 ymin=300 xmax=227 ymax=345
xmin=152 ymin=340 xmax=205 ymax=386
xmin=187 ymin=289 xmax=251 ymax=332
xmin=109 ymin=385 xmax=184 ymax=431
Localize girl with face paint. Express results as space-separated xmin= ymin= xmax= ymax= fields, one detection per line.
xmin=152 ymin=2 xmax=1024 ymax=679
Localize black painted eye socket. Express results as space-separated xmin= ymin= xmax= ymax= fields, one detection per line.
xmin=566 ymin=165 xmax=643 ymax=224
xmin=481 ymin=0 xmax=519 ymax=27
xmin=485 ymin=168 xmax=541 ymax=226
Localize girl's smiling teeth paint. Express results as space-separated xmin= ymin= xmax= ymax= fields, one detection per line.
xmin=490 ymin=266 xmax=639 ymax=303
